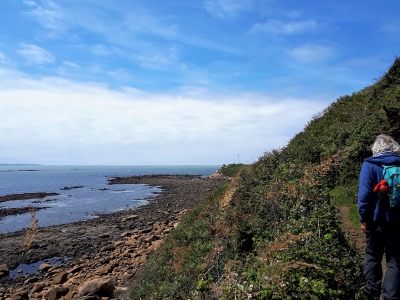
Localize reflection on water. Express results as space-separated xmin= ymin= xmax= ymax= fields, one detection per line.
xmin=9 ymin=256 xmax=72 ymax=277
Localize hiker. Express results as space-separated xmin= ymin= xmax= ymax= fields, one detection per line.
xmin=358 ymin=134 xmax=400 ymax=300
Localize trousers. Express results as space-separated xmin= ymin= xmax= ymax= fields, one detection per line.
xmin=364 ymin=222 xmax=400 ymax=300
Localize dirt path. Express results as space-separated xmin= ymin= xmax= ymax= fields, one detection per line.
xmin=339 ymin=206 xmax=365 ymax=254
xmin=339 ymin=206 xmax=386 ymax=300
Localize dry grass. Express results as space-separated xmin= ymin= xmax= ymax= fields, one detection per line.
xmin=22 ymin=206 xmax=39 ymax=253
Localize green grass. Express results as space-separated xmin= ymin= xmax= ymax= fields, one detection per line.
xmin=218 ymin=163 xmax=248 ymax=177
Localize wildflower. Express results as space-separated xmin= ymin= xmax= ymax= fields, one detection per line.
xmin=264 ymin=276 xmax=269 ymax=280
xmin=238 ymin=284 xmax=244 ymax=291
xmin=233 ymin=272 xmax=238 ymax=277
xmin=247 ymin=293 xmax=252 ymax=298
xmin=249 ymin=284 xmax=253 ymax=291
xmin=281 ymin=283 xmax=286 ymax=287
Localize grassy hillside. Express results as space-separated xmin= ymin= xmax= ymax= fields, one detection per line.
xmin=127 ymin=58 xmax=400 ymax=299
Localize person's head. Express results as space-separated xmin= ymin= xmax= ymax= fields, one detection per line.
xmin=371 ymin=134 xmax=400 ymax=156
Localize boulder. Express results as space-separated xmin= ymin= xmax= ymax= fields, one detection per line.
xmin=98 ymin=233 xmax=110 ymax=238
xmin=0 ymin=264 xmax=9 ymax=278
xmin=39 ymin=263 xmax=54 ymax=271
xmin=31 ymin=282 xmax=45 ymax=294
xmin=10 ymin=290 xmax=29 ymax=300
xmin=100 ymin=244 xmax=115 ymax=252
xmin=24 ymin=276 xmax=38 ymax=284
xmin=46 ymin=287 xmax=69 ymax=300
xmin=78 ymin=277 xmax=117 ymax=297
xmin=53 ymin=271 xmax=69 ymax=284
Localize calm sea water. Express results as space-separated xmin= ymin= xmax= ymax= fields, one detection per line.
xmin=0 ymin=165 xmax=219 ymax=234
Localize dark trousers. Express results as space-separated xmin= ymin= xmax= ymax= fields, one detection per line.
xmin=365 ymin=222 xmax=400 ymax=300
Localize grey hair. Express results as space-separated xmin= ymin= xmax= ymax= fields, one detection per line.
xmin=371 ymin=134 xmax=400 ymax=156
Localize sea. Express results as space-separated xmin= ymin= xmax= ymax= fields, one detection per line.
xmin=0 ymin=165 xmax=220 ymax=235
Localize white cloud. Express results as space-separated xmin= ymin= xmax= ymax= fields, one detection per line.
xmin=23 ymin=1 xmax=37 ymax=6
xmin=18 ymin=44 xmax=55 ymax=65
xmin=62 ymin=61 xmax=79 ymax=68
xmin=0 ymin=53 xmax=11 ymax=64
xmin=0 ymin=69 xmax=330 ymax=165
xmin=203 ymin=0 xmax=254 ymax=18
xmin=124 ymin=10 xmax=178 ymax=38
xmin=24 ymin=0 xmax=65 ymax=33
xmin=92 ymin=44 xmax=113 ymax=56
xmin=249 ymin=19 xmax=317 ymax=35
xmin=288 ymin=44 xmax=333 ymax=63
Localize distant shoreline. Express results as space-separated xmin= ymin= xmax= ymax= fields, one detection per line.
xmin=0 ymin=164 xmax=40 ymax=166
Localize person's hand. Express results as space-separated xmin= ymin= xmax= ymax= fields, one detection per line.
xmin=361 ymin=222 xmax=370 ymax=233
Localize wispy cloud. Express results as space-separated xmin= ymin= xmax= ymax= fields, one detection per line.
xmin=124 ymin=10 xmax=178 ymax=38
xmin=288 ymin=44 xmax=333 ymax=63
xmin=62 ymin=61 xmax=79 ymax=68
xmin=23 ymin=1 xmax=37 ymax=7
xmin=249 ymin=19 xmax=317 ymax=35
xmin=17 ymin=44 xmax=55 ymax=65
xmin=203 ymin=0 xmax=254 ymax=18
xmin=0 ymin=53 xmax=12 ymax=65
xmin=91 ymin=44 xmax=114 ymax=56
xmin=24 ymin=0 xmax=65 ymax=34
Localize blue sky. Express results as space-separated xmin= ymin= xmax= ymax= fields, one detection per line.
xmin=0 ymin=0 xmax=399 ymax=165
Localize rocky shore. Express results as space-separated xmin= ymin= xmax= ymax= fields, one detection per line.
xmin=0 ymin=174 xmax=229 ymax=300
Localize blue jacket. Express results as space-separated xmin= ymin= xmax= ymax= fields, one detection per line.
xmin=358 ymin=152 xmax=400 ymax=222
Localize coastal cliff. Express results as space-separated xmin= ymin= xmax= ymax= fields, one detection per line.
xmin=128 ymin=58 xmax=400 ymax=299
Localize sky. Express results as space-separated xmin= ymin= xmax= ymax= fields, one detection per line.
xmin=0 ymin=1 xmax=400 ymax=165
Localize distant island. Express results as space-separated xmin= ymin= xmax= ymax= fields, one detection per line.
xmin=0 ymin=164 xmax=40 ymax=166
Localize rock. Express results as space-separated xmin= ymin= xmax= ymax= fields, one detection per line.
xmin=46 ymin=287 xmax=69 ymax=300
xmin=75 ymin=296 xmax=98 ymax=300
xmin=47 ymin=266 xmax=60 ymax=273
xmin=0 ymin=264 xmax=9 ymax=278
xmin=24 ymin=276 xmax=38 ymax=284
xmin=139 ymin=227 xmax=152 ymax=234
xmin=10 ymin=290 xmax=28 ymax=300
xmin=121 ymin=214 xmax=138 ymax=222
xmin=31 ymin=283 xmax=45 ymax=294
xmin=100 ymin=244 xmax=115 ymax=252
xmin=78 ymin=277 xmax=117 ymax=297
xmin=121 ymin=273 xmax=132 ymax=284
xmin=53 ymin=271 xmax=69 ymax=284
xmin=39 ymin=263 xmax=54 ymax=271
xmin=98 ymin=233 xmax=110 ymax=238
xmin=67 ymin=266 xmax=82 ymax=274
xmin=152 ymin=240 xmax=162 ymax=250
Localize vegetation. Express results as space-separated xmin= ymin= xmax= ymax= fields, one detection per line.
xmin=128 ymin=58 xmax=400 ymax=299
xmin=217 ymin=163 xmax=248 ymax=177
xmin=22 ymin=206 xmax=39 ymax=253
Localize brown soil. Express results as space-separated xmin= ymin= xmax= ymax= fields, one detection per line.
xmin=339 ymin=206 xmax=365 ymax=254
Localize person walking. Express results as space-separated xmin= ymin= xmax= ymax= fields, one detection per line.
xmin=358 ymin=134 xmax=400 ymax=300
